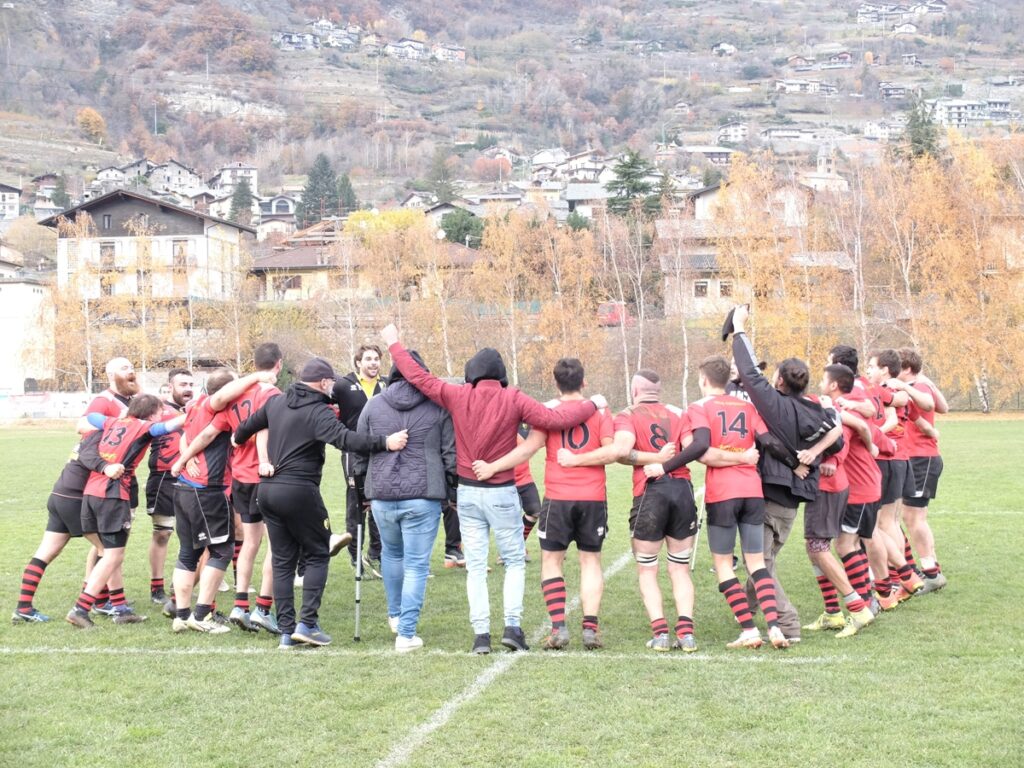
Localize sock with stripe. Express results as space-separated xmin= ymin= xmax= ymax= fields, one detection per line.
xmin=902 ymin=531 xmax=917 ymax=568
xmin=920 ymin=557 xmax=941 ymax=579
xmin=750 ymin=568 xmax=780 ymax=628
xmin=650 ymin=617 xmax=669 ymax=637
xmin=813 ymin=567 xmax=841 ymax=614
xmin=843 ymin=591 xmax=867 ymax=613
xmin=718 ymin=578 xmax=756 ymax=630
xmin=234 ymin=591 xmax=249 ymax=612
xmin=897 ymin=564 xmax=919 ymax=585
xmin=150 ymin=577 xmax=165 ymax=596
xmin=255 ymin=594 xmax=273 ymax=612
xmin=232 ymin=542 xmax=242 ymax=583
xmin=582 ymin=615 xmax=599 ymax=631
xmin=675 ymin=615 xmax=694 ymax=639
xmin=110 ymin=588 xmax=127 ymax=608
xmin=75 ymin=591 xmax=97 ymax=614
xmin=542 ymin=577 xmax=566 ymax=628
xmin=875 ymin=577 xmax=893 ymax=598
xmin=841 ymin=551 xmax=872 ymax=602
xmin=17 ymin=558 xmax=48 ymax=614
xmin=522 ymin=515 xmax=536 ymax=541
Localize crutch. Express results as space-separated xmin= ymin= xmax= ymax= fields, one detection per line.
xmin=353 ymin=521 xmax=363 ymax=642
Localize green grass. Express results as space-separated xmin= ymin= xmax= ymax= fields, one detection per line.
xmin=0 ymin=420 xmax=1021 ymax=767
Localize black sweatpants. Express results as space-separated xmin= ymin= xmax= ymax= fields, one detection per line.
xmin=344 ymin=471 xmax=380 ymax=561
xmin=442 ymin=498 xmax=461 ymax=551
xmin=258 ymin=481 xmax=332 ymax=635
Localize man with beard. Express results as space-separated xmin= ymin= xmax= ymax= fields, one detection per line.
xmin=333 ymin=345 xmax=387 ymax=576
xmin=145 ymin=368 xmax=194 ymax=604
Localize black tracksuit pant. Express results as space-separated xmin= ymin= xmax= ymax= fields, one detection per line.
xmin=258 ymin=481 xmax=332 ymax=635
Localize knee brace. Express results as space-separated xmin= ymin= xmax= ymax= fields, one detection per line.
xmin=806 ymin=537 xmax=832 ymax=554
xmin=667 ymin=548 xmax=692 ymax=566
xmin=205 ymin=541 xmax=233 ymax=571
xmin=634 ymin=551 xmax=659 ymax=568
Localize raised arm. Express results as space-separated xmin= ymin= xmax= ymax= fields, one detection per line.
xmin=382 ymin=326 xmax=455 ymax=408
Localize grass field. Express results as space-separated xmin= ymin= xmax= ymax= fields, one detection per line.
xmin=1 ymin=420 xmax=1021 ymax=767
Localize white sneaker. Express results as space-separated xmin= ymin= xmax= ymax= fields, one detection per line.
xmin=186 ymin=613 xmax=231 ymax=635
xmin=218 ymin=577 xmax=230 ymax=593
xmin=726 ymin=628 xmax=763 ymax=649
xmin=171 ymin=617 xmax=188 ymax=633
xmin=388 ymin=616 xmax=399 ymax=634
xmin=768 ymin=625 xmax=790 ymax=649
xmin=395 ymin=635 xmax=423 ymax=653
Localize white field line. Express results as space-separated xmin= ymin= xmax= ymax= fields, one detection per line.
xmin=0 ymin=645 xmax=848 ymax=665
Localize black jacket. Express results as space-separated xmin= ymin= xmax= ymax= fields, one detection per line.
xmin=235 ymin=382 xmax=388 ymax=487
xmin=332 ymin=372 xmax=385 ymax=478
xmin=732 ymin=333 xmax=833 ymax=507
xmin=351 ymin=379 xmax=456 ymax=501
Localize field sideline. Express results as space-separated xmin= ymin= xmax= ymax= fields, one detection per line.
xmin=1 ymin=421 xmax=1021 ymax=767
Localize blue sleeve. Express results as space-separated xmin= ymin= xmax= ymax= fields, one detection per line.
xmin=86 ymin=413 xmax=107 ymax=429
xmin=148 ymin=422 xmax=173 ymax=437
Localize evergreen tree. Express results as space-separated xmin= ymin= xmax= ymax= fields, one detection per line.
xmin=905 ymin=98 xmax=939 ymax=159
xmin=566 ymin=209 xmax=590 ymax=231
xmin=337 ymin=173 xmax=359 ymax=214
xmin=655 ymin=172 xmax=677 ymax=208
xmin=296 ymin=153 xmax=340 ymax=228
xmin=229 ymin=179 xmax=254 ymax=225
xmin=607 ymin=150 xmax=659 ymax=216
xmin=441 ymin=208 xmax=484 ymax=247
xmin=427 ymin=148 xmax=458 ymax=204
xmin=52 ymin=175 xmax=71 ymax=210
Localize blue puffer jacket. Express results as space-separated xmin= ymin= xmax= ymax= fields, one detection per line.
xmin=352 ymin=379 xmax=455 ymax=501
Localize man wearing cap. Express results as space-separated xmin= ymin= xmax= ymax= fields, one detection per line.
xmin=233 ymin=357 xmax=408 ymax=648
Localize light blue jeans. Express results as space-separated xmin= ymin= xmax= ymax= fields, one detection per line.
xmin=371 ymin=498 xmax=441 ymax=639
xmin=457 ymin=484 xmax=525 ymax=634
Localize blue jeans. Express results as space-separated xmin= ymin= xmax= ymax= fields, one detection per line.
xmin=371 ymin=498 xmax=441 ymax=639
xmin=458 ymin=484 xmax=525 ymax=634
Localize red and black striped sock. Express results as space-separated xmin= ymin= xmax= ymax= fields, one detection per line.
xmin=522 ymin=516 xmax=536 ymax=541
xmin=843 ymin=591 xmax=867 ymax=613
xmin=110 ymin=588 xmax=127 ymax=608
xmin=922 ymin=563 xmax=941 ymax=578
xmin=888 ymin=566 xmax=901 ymax=589
xmin=719 ymin=578 xmax=755 ymax=630
xmin=897 ymin=564 xmax=918 ymax=585
xmin=232 ymin=542 xmax=242 ymax=582
xmin=542 ymin=577 xmax=567 ymax=628
xmin=751 ymin=568 xmax=779 ymax=628
xmin=17 ymin=558 xmax=48 ymax=613
xmin=582 ymin=615 xmax=599 ymax=631
xmin=875 ymin=578 xmax=893 ymax=598
xmin=150 ymin=577 xmax=165 ymax=596
xmin=650 ymin=617 xmax=669 ymax=637
xmin=675 ymin=615 xmax=694 ymax=639
xmin=255 ymin=594 xmax=273 ymax=612
xmin=75 ymin=591 xmax=97 ymax=613
xmin=96 ymin=585 xmax=110 ymax=605
xmin=841 ymin=551 xmax=872 ymax=602
xmin=234 ymin=592 xmax=249 ymax=611
xmin=815 ymin=572 xmax=841 ymax=613
xmin=902 ymin=531 xmax=917 ymax=568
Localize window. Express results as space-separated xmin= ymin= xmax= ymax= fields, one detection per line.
xmin=719 ymin=280 xmax=733 ymax=298
xmin=272 ymin=275 xmax=302 ymax=298
xmin=99 ymin=242 xmax=116 ymax=271
xmin=102 ymin=214 xmax=112 ymax=231
xmin=275 ymin=199 xmax=291 ymax=214
xmin=172 ymin=240 xmax=189 ymax=271
xmin=693 ymin=280 xmax=709 ymax=298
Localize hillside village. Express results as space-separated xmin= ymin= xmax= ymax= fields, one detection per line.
xmin=0 ymin=0 xmax=1022 ymax=409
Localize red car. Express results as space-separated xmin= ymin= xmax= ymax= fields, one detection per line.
xmin=597 ymin=301 xmax=636 ymax=327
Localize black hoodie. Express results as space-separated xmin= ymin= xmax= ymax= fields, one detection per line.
xmin=235 ymin=382 xmax=387 ymax=486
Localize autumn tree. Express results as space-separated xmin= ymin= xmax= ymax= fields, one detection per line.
xmin=76 ymin=108 xmax=107 ymax=144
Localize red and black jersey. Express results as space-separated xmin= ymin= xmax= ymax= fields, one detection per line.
xmin=844 ymin=423 xmax=882 ymax=505
xmin=180 ymin=394 xmax=232 ymax=489
xmin=903 ymin=382 xmax=939 ymax=458
xmin=148 ymin=400 xmax=186 ymax=474
xmin=213 ymin=382 xmax=282 ymax=484
xmin=84 ymin=417 xmax=158 ymax=500
xmin=542 ymin=403 xmax=614 ymax=502
xmin=85 ymin=389 xmax=131 ymax=419
xmin=513 ymin=424 xmax=534 ymax=487
xmin=614 ymin=401 xmax=693 ymax=497
xmin=688 ymin=394 xmax=766 ymax=503
xmin=52 ymin=430 xmax=106 ymax=499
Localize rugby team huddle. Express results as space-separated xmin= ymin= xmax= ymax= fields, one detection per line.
xmin=12 ymin=305 xmax=948 ymax=654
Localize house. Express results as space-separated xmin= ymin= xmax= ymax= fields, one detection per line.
xmin=324 ymin=30 xmax=358 ymax=49
xmin=564 ymin=183 xmax=613 ymax=219
xmin=251 ymin=244 xmax=339 ymax=301
xmin=902 ymin=53 xmax=920 ymax=66
xmin=0 ymin=182 xmax=21 ymax=221
xmin=399 ymin=191 xmax=434 ymax=210
xmin=41 ymin=189 xmax=256 ymax=302
xmin=634 ymin=40 xmax=663 ymax=55
xmin=673 ymin=101 xmax=692 ymax=117
xmin=717 ymin=122 xmax=749 ymax=145
xmin=857 ymin=5 xmax=882 ymax=24
xmin=361 ymin=33 xmax=383 ymax=53
xmin=146 ymin=159 xmax=203 ymax=195
xmin=654 ymin=218 xmax=728 ymax=318
xmin=821 ymin=51 xmax=853 ymax=69
xmin=309 ymin=18 xmax=334 ymax=36
xmin=986 ymin=98 xmax=1012 ymax=119
xmin=681 ymin=146 xmax=735 ymax=166
xmin=531 ymin=148 xmax=570 ymax=168
xmin=468 ymin=189 xmax=523 ymax=215
xmin=787 ymin=54 xmax=815 ymax=70
xmin=0 ymin=244 xmax=53 ymax=395
xmin=760 ymin=126 xmax=805 ymax=142
xmin=864 ymin=120 xmax=906 ymax=141
xmin=385 ymin=38 xmax=429 ymax=60
xmin=256 ymin=194 xmax=299 ymax=240
xmin=799 ymin=145 xmax=850 ymax=193
xmin=118 ymin=159 xmax=154 ymax=182
xmin=208 ymin=162 xmax=259 ymax=196
xmin=775 ymin=78 xmax=822 ymax=94
xmin=711 ymin=42 xmax=737 ymax=57
xmin=273 ymin=31 xmax=320 ymax=51
xmin=928 ymin=98 xmax=985 ymax=128
xmin=96 ymin=166 xmax=126 ymax=185
xmin=432 ymin=43 xmax=466 ymax=63
xmin=568 ymin=36 xmax=591 ymax=50
xmin=893 ymin=22 xmax=919 ymax=35
xmin=879 ymin=82 xmax=909 ymax=99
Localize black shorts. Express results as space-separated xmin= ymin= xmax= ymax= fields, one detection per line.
xmin=629 ymin=477 xmax=697 ymax=542
xmin=232 ymin=480 xmax=261 ymax=524
xmin=878 ymin=459 xmax=914 ymax=505
xmin=804 ymin=487 xmax=849 ymax=540
xmin=46 ymin=494 xmax=84 ymax=538
xmin=81 ymin=495 xmax=133 ymax=542
xmin=903 ymin=455 xmax=943 ymax=507
xmin=841 ymin=501 xmax=878 ymax=539
xmin=538 ymin=499 xmax=608 ymax=552
xmin=517 ymin=482 xmax=542 ymax=518
xmin=706 ymin=497 xmax=765 ymax=530
xmin=174 ymin=483 xmax=232 ymax=550
xmin=145 ymin=471 xmax=176 ymax=530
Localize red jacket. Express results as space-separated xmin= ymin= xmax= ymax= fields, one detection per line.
xmin=389 ymin=343 xmax=596 ymax=485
